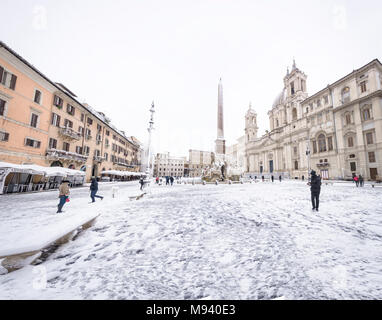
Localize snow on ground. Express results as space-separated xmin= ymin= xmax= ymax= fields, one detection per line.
xmin=0 ymin=180 xmax=381 ymax=299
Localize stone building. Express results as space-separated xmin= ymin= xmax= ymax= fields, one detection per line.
xmin=245 ymin=59 xmax=382 ymax=180
xmin=153 ymin=152 xmax=186 ymax=177
xmin=226 ymin=135 xmax=246 ymax=172
xmin=0 ymin=41 xmax=141 ymax=182
xmin=188 ymin=149 xmax=214 ymax=177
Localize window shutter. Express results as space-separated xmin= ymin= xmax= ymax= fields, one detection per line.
xmin=0 ymin=66 xmax=3 ymax=83
xmin=4 ymin=132 xmax=9 ymax=141
xmin=10 ymin=74 xmax=17 ymax=90
xmin=57 ymin=115 xmax=61 ymax=127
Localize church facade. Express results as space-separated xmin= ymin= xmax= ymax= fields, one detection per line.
xmin=245 ymin=59 xmax=382 ymax=181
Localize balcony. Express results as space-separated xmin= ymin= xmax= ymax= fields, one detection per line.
xmin=93 ymin=156 xmax=105 ymax=163
xmin=317 ymin=162 xmax=330 ymax=168
xmin=46 ymin=149 xmax=88 ymax=163
xmin=59 ymin=127 xmax=81 ymax=141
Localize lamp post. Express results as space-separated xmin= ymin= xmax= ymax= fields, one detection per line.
xmin=306 ymin=138 xmax=311 ymax=180
xmin=145 ymin=101 xmax=155 ymax=185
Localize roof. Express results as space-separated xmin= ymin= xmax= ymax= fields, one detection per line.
xmin=302 ymin=58 xmax=382 ymax=104
xmin=0 ymin=41 xmax=140 ymax=148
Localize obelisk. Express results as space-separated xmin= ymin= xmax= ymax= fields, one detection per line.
xmin=215 ymin=78 xmax=226 ymax=155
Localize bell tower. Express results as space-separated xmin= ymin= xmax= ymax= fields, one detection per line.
xmin=245 ymin=102 xmax=258 ymax=143
xmin=283 ymin=59 xmax=308 ymax=99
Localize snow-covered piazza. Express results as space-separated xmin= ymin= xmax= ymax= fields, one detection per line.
xmin=1 ymin=180 xmax=381 ymax=300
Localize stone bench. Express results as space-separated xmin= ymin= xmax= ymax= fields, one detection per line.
xmin=0 ymin=213 xmax=100 ymax=273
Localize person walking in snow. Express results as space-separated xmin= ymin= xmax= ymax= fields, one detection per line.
xmin=170 ymin=176 xmax=174 ymax=186
xmin=262 ymin=175 xmax=265 ymax=182
xmin=271 ymin=175 xmax=274 ymax=182
xmin=354 ymin=175 xmax=359 ymax=187
xmin=308 ymin=170 xmax=321 ymax=212
xmin=139 ymin=176 xmax=145 ymax=191
xmin=359 ymin=174 xmax=364 ymax=187
xmin=57 ymin=180 xmax=70 ymax=213
xmin=279 ymin=175 xmax=282 ymax=182
xmin=90 ymin=177 xmax=104 ymax=202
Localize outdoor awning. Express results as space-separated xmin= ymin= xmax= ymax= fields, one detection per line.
xmin=0 ymin=162 xmax=85 ymax=177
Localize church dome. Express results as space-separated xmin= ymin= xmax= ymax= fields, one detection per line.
xmin=272 ymin=88 xmax=286 ymax=109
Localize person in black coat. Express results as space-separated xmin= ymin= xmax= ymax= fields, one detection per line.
xmin=90 ymin=177 xmax=104 ymax=202
xmin=309 ymin=170 xmax=321 ymax=211
xmin=139 ymin=176 xmax=145 ymax=191
xmin=359 ymin=175 xmax=364 ymax=187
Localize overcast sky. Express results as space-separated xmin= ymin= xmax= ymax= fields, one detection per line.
xmin=1 ymin=0 xmax=381 ymax=157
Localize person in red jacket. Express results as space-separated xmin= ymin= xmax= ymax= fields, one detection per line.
xmin=353 ymin=175 xmax=359 ymax=187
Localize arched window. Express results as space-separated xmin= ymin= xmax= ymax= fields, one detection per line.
xmin=318 ymin=134 xmax=327 ymax=152
xmin=292 ymin=108 xmax=297 ymax=121
xmin=342 ymin=87 xmax=350 ymax=104
xmin=276 ymin=119 xmax=279 ymax=127
xmin=51 ymin=161 xmax=63 ymax=167
xmin=294 ymin=160 xmax=298 ymax=170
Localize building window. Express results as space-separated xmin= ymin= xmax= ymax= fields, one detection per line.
xmin=292 ymin=108 xmax=297 ymax=121
xmin=309 ymin=103 xmax=313 ymax=111
xmin=53 ymin=95 xmax=63 ymax=108
xmin=362 ymin=106 xmax=372 ymax=121
xmin=64 ymin=119 xmax=73 ymax=128
xmin=75 ymin=146 xmax=83 ymax=154
xmin=49 ymin=138 xmax=57 ymax=149
xmin=78 ymin=126 xmax=84 ymax=136
xmin=67 ymin=104 xmax=75 ymax=116
xmin=30 ymin=113 xmax=39 ymax=128
xmin=328 ymin=136 xmax=333 ymax=151
xmin=85 ymin=128 xmax=92 ymax=139
xmin=84 ymin=146 xmax=90 ymax=155
xmin=25 ymin=138 xmax=41 ymax=148
xmin=291 ymin=81 xmax=295 ymax=95
xmin=63 ymin=142 xmax=70 ymax=152
xmin=348 ymin=136 xmax=354 ymax=148
xmin=350 ymin=162 xmax=356 ymax=172
xmin=366 ymin=132 xmax=373 ymax=145
xmin=81 ymin=113 xmax=85 ymax=122
xmin=51 ymin=113 xmax=61 ymax=127
xmin=97 ymin=124 xmax=102 ymax=132
xmin=294 ymin=160 xmax=298 ymax=170
xmin=360 ymin=81 xmax=367 ymax=93
xmin=317 ymin=99 xmax=321 ymax=107
xmin=0 ymin=98 xmax=6 ymax=116
xmin=104 ymin=153 xmax=108 ymax=161
xmin=293 ymin=146 xmax=297 ymax=156
xmin=87 ymin=117 xmax=93 ymax=125
xmin=324 ymin=95 xmax=329 ymax=104
xmin=106 ymin=130 xmax=110 ymax=136
xmin=301 ymin=79 xmax=305 ymax=92
xmin=0 ymin=131 xmax=9 ymax=142
xmin=341 ymin=87 xmax=350 ymax=104
xmin=0 ymin=66 xmax=17 ymax=90
xmin=34 ymin=90 xmax=42 ymax=104
xmin=318 ymin=134 xmax=327 ymax=152
xmin=345 ymin=113 xmax=351 ymax=125
xmin=368 ymin=152 xmax=376 ymax=163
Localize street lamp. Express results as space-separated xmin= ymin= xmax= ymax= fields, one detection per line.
xmin=145 ymin=101 xmax=155 ymax=186
xmin=306 ymin=138 xmax=311 ymax=180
